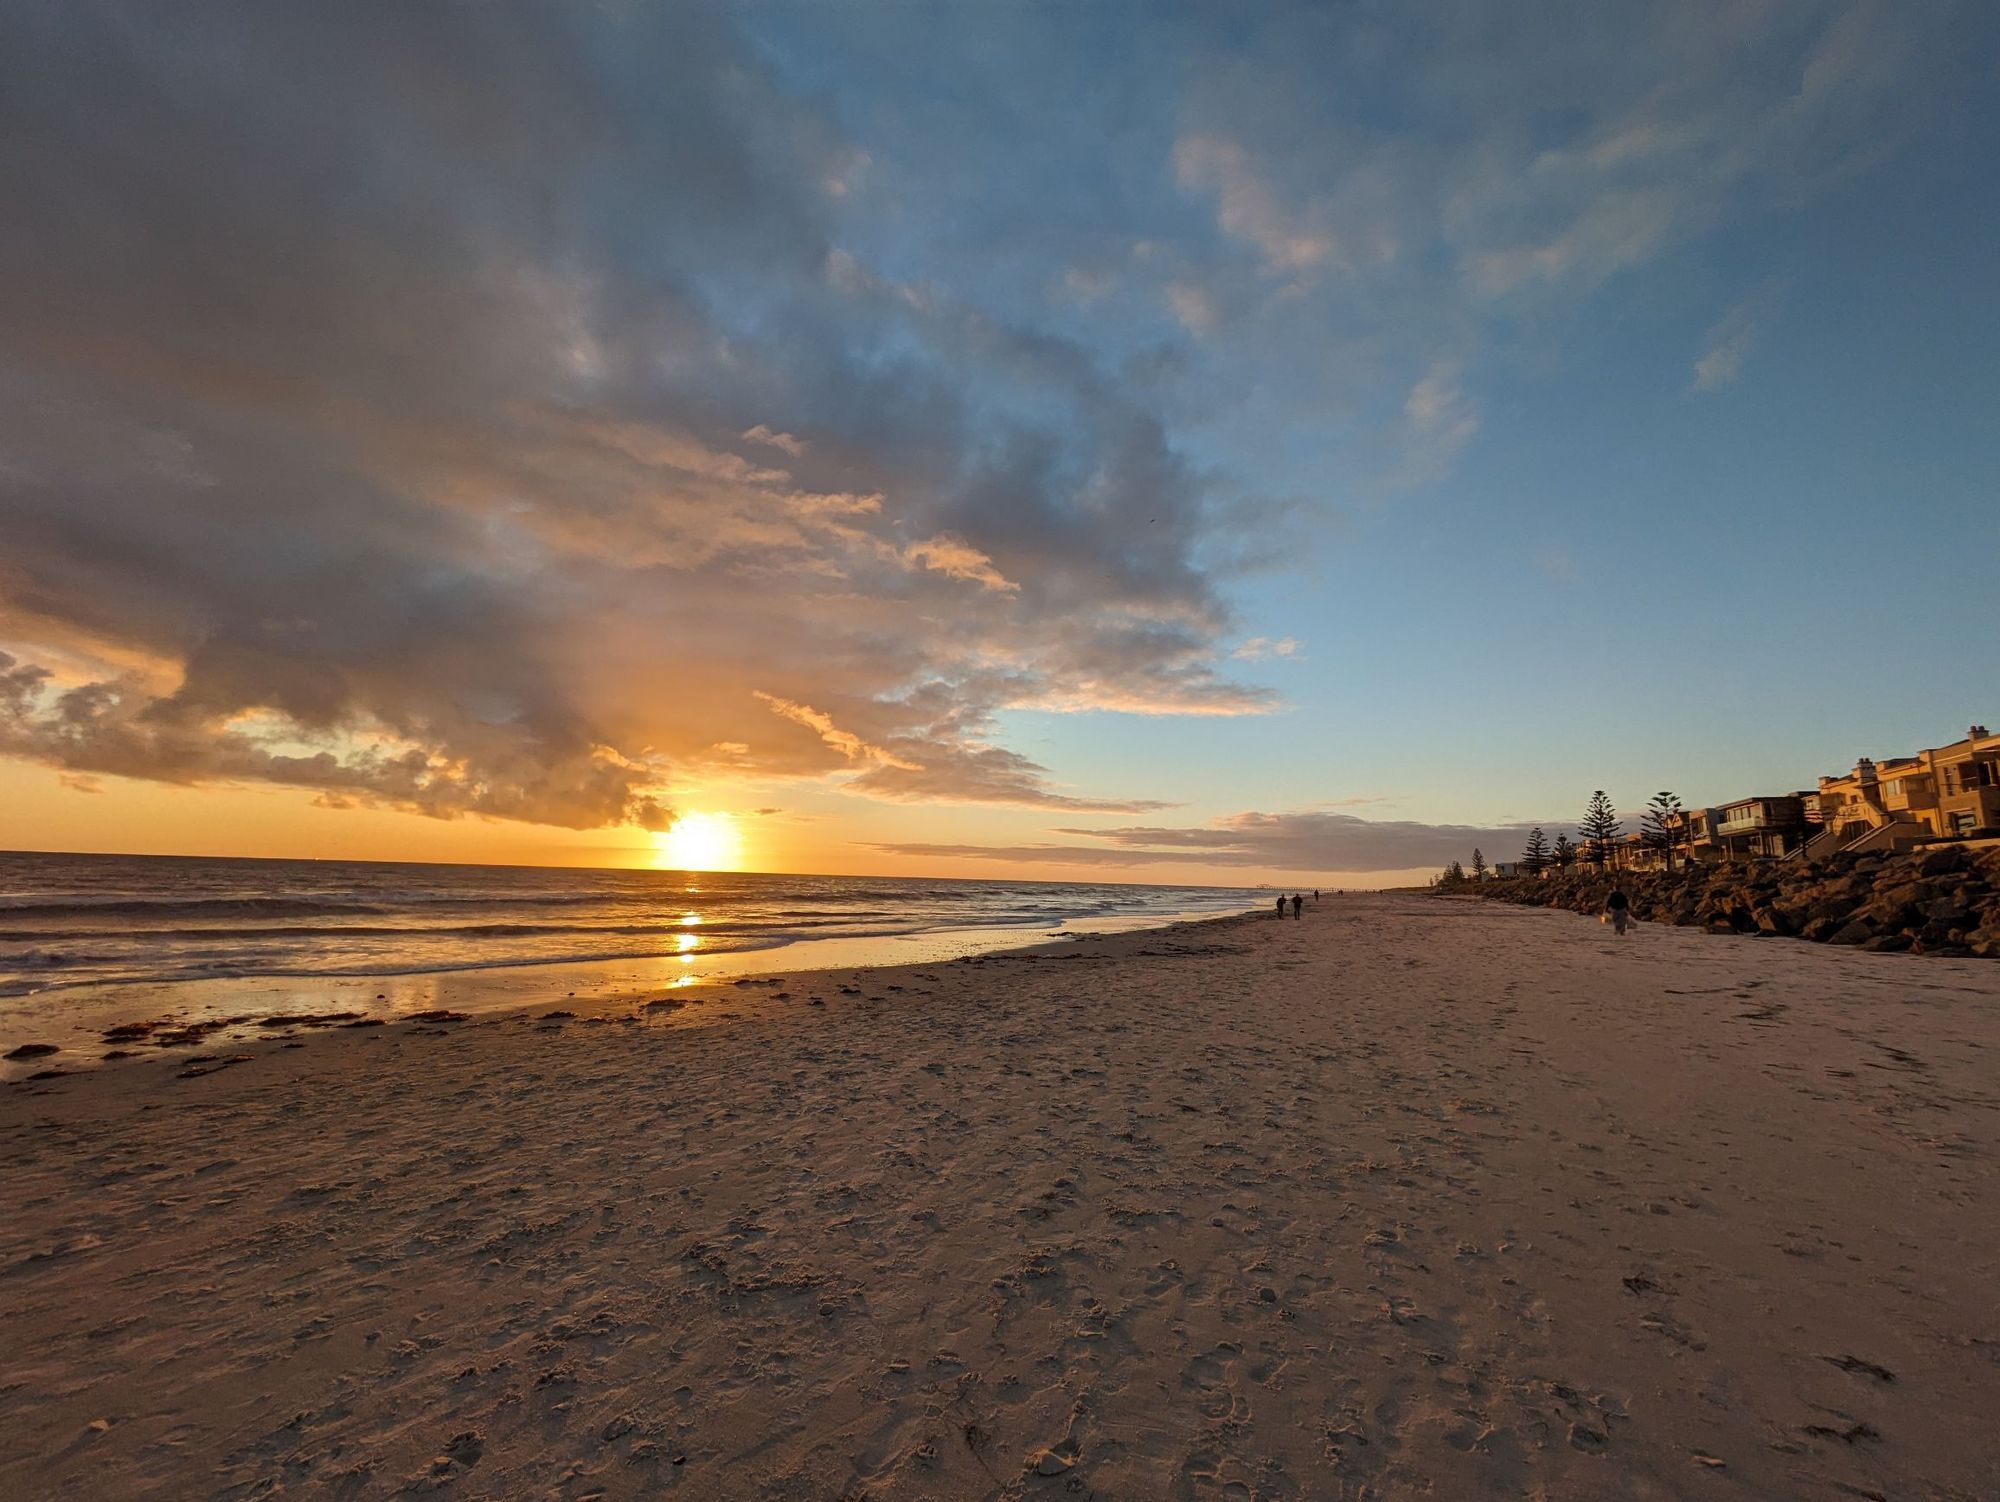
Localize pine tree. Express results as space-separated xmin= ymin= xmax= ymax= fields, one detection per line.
xmin=1581 ymin=791 xmax=1620 ymax=868
xmin=1642 ymin=790 xmax=1685 ymax=873
xmin=1552 ymin=832 xmax=1577 ymax=869
xmin=1472 ymin=848 xmax=1487 ymax=880
xmin=1521 ymin=827 xmax=1550 ymax=873
xmin=1447 ymin=859 xmax=1465 ymax=884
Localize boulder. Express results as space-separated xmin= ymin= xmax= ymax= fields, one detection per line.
xmin=1918 ymin=846 xmax=1969 ymax=878
xmin=1451 ymin=855 xmax=1995 ymax=960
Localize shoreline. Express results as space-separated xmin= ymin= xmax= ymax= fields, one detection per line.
xmin=6 ymin=893 xmax=1995 ymax=1500
xmin=1 ymin=899 xmax=1267 ymax=1083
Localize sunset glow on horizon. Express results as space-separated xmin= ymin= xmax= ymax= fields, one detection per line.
xmin=653 ymin=814 xmax=744 ymax=875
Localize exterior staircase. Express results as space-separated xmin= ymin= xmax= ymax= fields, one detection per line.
xmin=1789 ymin=816 xmax=1930 ymax=862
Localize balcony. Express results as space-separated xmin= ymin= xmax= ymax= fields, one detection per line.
xmin=1717 ymin=810 xmax=1776 ymax=832
xmin=1944 ymin=763 xmax=1999 ymax=795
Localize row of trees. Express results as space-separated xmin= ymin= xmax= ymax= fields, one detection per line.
xmin=1440 ymin=790 xmax=1694 ymax=886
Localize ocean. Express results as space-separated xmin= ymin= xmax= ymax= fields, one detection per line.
xmin=0 ymin=853 xmax=1256 ymax=1057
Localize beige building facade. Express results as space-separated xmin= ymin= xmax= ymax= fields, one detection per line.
xmin=1813 ymin=724 xmax=2000 ymax=848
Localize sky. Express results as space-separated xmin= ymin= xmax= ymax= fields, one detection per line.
xmin=1 ymin=1 xmax=1996 ymax=887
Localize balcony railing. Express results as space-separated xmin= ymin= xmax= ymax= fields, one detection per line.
xmin=1717 ymin=811 xmax=1774 ymax=831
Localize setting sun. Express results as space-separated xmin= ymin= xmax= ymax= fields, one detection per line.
xmin=654 ymin=812 xmax=743 ymax=872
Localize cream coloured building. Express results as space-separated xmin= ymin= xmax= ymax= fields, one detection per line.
xmin=1811 ymin=724 xmax=2000 ymax=851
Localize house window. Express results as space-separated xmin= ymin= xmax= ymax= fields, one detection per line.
xmin=1949 ymin=762 xmax=1997 ymax=792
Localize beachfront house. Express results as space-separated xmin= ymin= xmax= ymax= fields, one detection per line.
xmin=1679 ymin=807 xmax=1724 ymax=864
xmin=1633 ymin=821 xmax=1730 ymax=870
xmin=1712 ymin=794 xmax=1810 ymax=860
xmin=1611 ymin=832 xmax=1661 ymax=871
xmin=1806 ymin=724 xmax=2000 ymax=857
xmin=1937 ymin=725 xmax=2000 ymax=834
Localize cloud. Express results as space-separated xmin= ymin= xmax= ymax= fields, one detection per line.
xmin=755 ymin=689 xmax=1169 ymax=811
xmin=1150 ymin=1 xmax=1974 ymax=490
xmin=899 ymin=535 xmax=1019 ymax=593
xmin=1061 ymin=267 xmax=1114 ymax=305
xmin=1166 ymin=281 xmax=1221 ymax=334
xmin=741 ymin=424 xmax=806 ymax=456
xmin=1463 ymin=189 xmax=1679 ymax=299
xmin=1433 ymin=7 xmax=1956 ymax=304
xmin=1173 ymin=135 xmax=1335 ymax=274
xmin=1395 ymin=361 xmax=1481 ymax=484
xmin=1692 ymin=285 xmax=1784 ymax=391
xmin=0 ymin=2 xmax=1273 ymax=829
xmin=1231 ymin=637 xmax=1301 ymax=661
xmin=754 ymin=693 xmax=920 ymax=772
xmin=875 ymin=807 xmax=1552 ymax=873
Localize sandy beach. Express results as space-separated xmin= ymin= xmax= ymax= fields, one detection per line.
xmin=4 ymin=894 xmax=1996 ymax=1501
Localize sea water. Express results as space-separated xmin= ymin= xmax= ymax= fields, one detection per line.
xmin=0 ymin=851 xmax=1258 ymax=996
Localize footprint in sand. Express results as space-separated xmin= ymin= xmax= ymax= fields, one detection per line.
xmin=1181 ymin=1343 xmax=1251 ymax=1424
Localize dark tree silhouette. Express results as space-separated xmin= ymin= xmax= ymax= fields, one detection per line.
xmin=1581 ymin=791 xmax=1621 ymax=868
xmin=1642 ymin=790 xmax=1685 ymax=872
xmin=1472 ymin=848 xmax=1487 ymax=880
xmin=1521 ymin=827 xmax=1550 ymax=873
xmin=1552 ymin=832 xmax=1578 ymax=869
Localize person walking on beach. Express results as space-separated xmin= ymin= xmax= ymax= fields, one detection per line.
xmin=1275 ymin=894 xmax=1287 ymax=919
xmin=1605 ymin=887 xmax=1631 ymax=936
xmin=1290 ymin=893 xmax=1303 ymax=919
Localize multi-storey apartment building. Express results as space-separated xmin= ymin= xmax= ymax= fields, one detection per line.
xmin=1936 ymin=725 xmax=2000 ymax=834
xmin=1815 ymin=725 xmax=2000 ymax=846
xmin=1675 ymin=807 xmax=1723 ymax=864
xmin=1712 ymin=794 xmax=1812 ymax=859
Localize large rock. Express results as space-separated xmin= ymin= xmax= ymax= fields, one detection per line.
xmin=1449 ymin=846 xmax=1997 ymax=959
xmin=1919 ymin=846 xmax=1969 ymax=877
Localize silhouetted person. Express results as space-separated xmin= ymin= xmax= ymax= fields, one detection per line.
xmin=1605 ymin=887 xmax=1631 ymax=936
xmin=1290 ymin=893 xmax=1303 ymax=919
xmin=1312 ymin=888 xmax=1320 ymax=901
xmin=1275 ymin=894 xmax=1286 ymax=918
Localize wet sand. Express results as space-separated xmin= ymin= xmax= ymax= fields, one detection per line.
xmin=0 ymin=907 xmax=1250 ymax=1084
xmin=3 ymin=895 xmax=1996 ymax=1500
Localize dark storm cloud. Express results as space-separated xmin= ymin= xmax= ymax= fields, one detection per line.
xmin=0 ymin=1 xmax=1267 ymax=826
xmin=875 ymin=809 xmax=1549 ymax=873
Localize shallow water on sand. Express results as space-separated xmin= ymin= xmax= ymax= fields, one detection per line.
xmin=0 ymin=852 xmax=1258 ymax=1072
